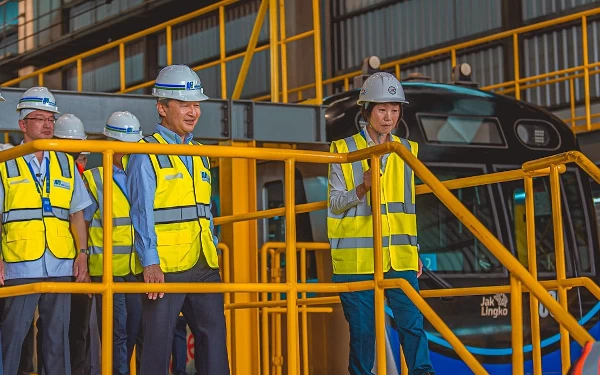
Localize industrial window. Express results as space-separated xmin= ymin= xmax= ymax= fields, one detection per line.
xmin=418 ymin=114 xmax=506 ymax=147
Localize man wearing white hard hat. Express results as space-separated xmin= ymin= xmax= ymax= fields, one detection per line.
xmin=54 ymin=113 xmax=89 ymax=174
xmin=126 ymin=65 xmax=229 ymax=374
xmin=0 ymin=87 xmax=92 ymax=375
xmin=83 ymin=111 xmax=144 ymax=374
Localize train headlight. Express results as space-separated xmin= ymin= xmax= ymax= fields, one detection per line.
xmin=514 ymin=120 xmax=560 ymax=150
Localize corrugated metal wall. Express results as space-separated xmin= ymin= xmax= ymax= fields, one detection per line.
xmin=522 ymin=0 xmax=600 ymax=20
xmin=70 ymin=0 xmax=144 ymax=32
xmin=332 ymin=0 xmax=502 ymax=74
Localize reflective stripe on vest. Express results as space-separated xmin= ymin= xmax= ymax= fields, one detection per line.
xmin=84 ymin=166 xmax=141 ymax=276
xmin=327 ymin=133 xmax=419 ymax=274
xmin=141 ymin=133 xmax=218 ymax=273
xmin=0 ymin=152 xmax=76 ymax=262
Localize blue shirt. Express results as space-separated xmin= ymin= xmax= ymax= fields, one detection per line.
xmin=84 ymin=165 xmax=128 ymax=222
xmin=126 ymin=124 xmax=218 ymax=268
xmin=0 ymin=151 xmax=92 ymax=279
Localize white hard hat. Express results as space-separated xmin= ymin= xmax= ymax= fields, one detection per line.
xmin=55 ymin=114 xmax=87 ymax=140
xmin=357 ymin=72 xmax=409 ymax=107
xmin=0 ymin=89 xmax=5 ymax=102
xmin=152 ymin=65 xmax=208 ymax=102
xmin=16 ymin=87 xmax=59 ymax=113
xmin=104 ymin=111 xmax=143 ymax=142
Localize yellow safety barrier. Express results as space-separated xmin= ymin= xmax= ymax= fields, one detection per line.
xmin=0 ymin=139 xmax=597 ymax=375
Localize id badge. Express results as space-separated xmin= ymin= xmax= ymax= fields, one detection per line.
xmin=42 ymin=197 xmax=52 ymax=213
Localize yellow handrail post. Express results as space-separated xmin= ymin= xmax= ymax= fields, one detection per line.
xmin=119 ymin=43 xmax=126 ymax=92
xmin=343 ymin=78 xmax=349 ymax=92
xmin=261 ymin=244 xmax=271 ymax=375
xmin=219 ymin=6 xmax=228 ymax=99
xmin=510 ymin=275 xmax=524 ymax=374
xmin=582 ymin=16 xmax=592 ymax=131
xmin=284 ymin=158 xmax=298 ymax=374
xmin=232 ymin=0 xmax=268 ymax=100
xmin=395 ymin=64 xmax=401 ymax=80
xmin=37 ymin=73 xmax=43 ymax=86
xmin=274 ymin=251 xmax=283 ymax=375
xmin=569 ymin=78 xmax=576 ymax=129
xmin=76 ymin=59 xmax=83 ymax=92
xmin=513 ymin=33 xmax=521 ymax=100
xmin=101 ymin=150 xmax=114 ymax=375
xmin=278 ymin=0 xmax=288 ymax=103
xmin=311 ymin=0 xmax=323 ymax=103
xmin=400 ymin=349 xmax=408 ymax=375
xmin=450 ymin=49 xmax=457 ymax=68
xmin=370 ymin=154 xmax=387 ymax=374
xmin=269 ymin=0 xmax=280 ymax=103
xmin=550 ymin=164 xmax=570 ymax=373
xmin=300 ymin=248 xmax=309 ymax=374
xmin=166 ymin=25 xmax=173 ymax=66
xmin=525 ymin=176 xmax=542 ymax=375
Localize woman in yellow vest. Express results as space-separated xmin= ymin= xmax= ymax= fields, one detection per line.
xmin=83 ymin=111 xmax=144 ymax=375
xmin=328 ymin=72 xmax=434 ymax=375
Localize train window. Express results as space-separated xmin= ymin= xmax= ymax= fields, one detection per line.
xmin=514 ymin=119 xmax=560 ymax=150
xmin=590 ymin=175 xmax=600 ymax=243
xmin=416 ymin=167 xmax=503 ymax=275
xmin=499 ymin=170 xmax=592 ymax=275
xmin=418 ymin=114 xmax=506 ymax=147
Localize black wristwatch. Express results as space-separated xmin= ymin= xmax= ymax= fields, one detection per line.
xmin=79 ymin=248 xmax=90 ymax=256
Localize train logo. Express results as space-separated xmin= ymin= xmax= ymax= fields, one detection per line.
xmin=480 ymin=293 xmax=509 ymax=318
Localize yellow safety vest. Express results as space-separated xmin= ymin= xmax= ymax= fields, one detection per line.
xmin=0 ymin=152 xmax=76 ymax=262
xmin=327 ymin=133 xmax=419 ymax=274
xmin=83 ymin=166 xmax=142 ymax=276
xmin=140 ymin=133 xmax=218 ymax=273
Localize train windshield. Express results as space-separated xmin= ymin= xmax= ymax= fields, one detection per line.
xmin=499 ymin=168 xmax=593 ymax=276
xmin=416 ymin=166 xmax=503 ymax=275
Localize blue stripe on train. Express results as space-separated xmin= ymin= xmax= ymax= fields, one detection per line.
xmin=385 ymin=303 xmax=600 ymax=374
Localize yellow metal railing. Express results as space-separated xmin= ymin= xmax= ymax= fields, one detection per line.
xmin=0 ymin=0 xmax=323 ymax=103
xmin=0 ymin=139 xmax=597 ymax=374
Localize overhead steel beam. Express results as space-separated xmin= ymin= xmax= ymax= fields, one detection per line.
xmin=0 ymin=87 xmax=326 ymax=143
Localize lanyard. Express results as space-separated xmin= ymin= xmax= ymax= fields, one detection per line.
xmin=25 ymin=157 xmax=50 ymax=195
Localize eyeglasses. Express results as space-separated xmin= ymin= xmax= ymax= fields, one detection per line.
xmin=24 ymin=117 xmax=56 ymax=124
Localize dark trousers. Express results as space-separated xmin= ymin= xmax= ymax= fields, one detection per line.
xmin=334 ymin=271 xmax=435 ymax=375
xmin=70 ymin=293 xmax=93 ymax=375
xmin=93 ymin=274 xmax=142 ymax=375
xmin=139 ymin=258 xmax=230 ymax=375
xmin=1 ymin=277 xmax=72 ymax=375
xmin=172 ymin=316 xmax=188 ymax=375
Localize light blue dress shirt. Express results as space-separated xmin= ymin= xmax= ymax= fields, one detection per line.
xmin=126 ymin=124 xmax=218 ymax=268
xmin=84 ymin=165 xmax=128 ymax=222
xmin=0 ymin=151 xmax=92 ymax=280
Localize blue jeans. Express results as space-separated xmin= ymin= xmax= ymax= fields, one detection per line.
xmin=93 ymin=275 xmax=142 ymax=375
xmin=334 ymin=270 xmax=434 ymax=375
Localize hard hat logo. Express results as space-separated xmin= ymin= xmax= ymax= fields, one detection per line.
xmin=356 ymin=72 xmax=409 ymax=106
xmin=152 ymin=65 xmax=209 ymax=102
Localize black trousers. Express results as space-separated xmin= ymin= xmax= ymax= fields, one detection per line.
xmin=139 ymin=256 xmax=230 ymax=375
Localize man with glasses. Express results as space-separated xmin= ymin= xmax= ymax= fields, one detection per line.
xmin=0 ymin=87 xmax=92 ymax=374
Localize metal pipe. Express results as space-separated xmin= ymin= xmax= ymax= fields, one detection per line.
xmin=513 ymin=33 xmax=520 ymax=100
xmin=219 ymin=6 xmax=227 ymax=99
xmin=279 ymin=0 xmax=288 ymax=103
xmin=569 ymin=78 xmax=576 ymax=129
xmin=370 ymin=155 xmax=386 ymax=374
xmin=119 ymin=43 xmax=126 ymax=92
xmin=284 ymin=159 xmax=298 ymax=374
xmin=269 ymin=0 xmax=280 ymax=102
xmin=311 ymin=0 xmax=323 ymax=103
xmin=582 ymin=16 xmax=592 ymax=131
xmin=550 ymin=165 xmax=570 ymax=372
xmin=101 ymin=150 xmax=114 ymax=375
xmin=510 ymin=276 xmax=524 ymax=374
xmin=166 ymin=26 xmax=172 ymax=66
xmin=77 ymin=59 xmax=83 ymax=92
xmin=525 ymin=176 xmax=542 ymax=375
